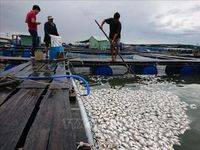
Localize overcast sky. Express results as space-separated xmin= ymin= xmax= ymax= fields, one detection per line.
xmin=1 ymin=0 xmax=200 ymax=44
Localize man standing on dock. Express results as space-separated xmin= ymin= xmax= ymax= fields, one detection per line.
xmin=100 ymin=12 xmax=122 ymax=61
xmin=25 ymin=5 xmax=41 ymax=57
xmin=44 ymin=16 xmax=59 ymax=58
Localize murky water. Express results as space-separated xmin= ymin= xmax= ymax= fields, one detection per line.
xmin=80 ymin=74 xmax=200 ymax=150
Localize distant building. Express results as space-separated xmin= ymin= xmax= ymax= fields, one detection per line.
xmin=78 ymin=36 xmax=110 ymax=50
xmin=20 ymin=35 xmax=41 ymax=46
xmin=89 ymin=36 xmax=110 ymax=50
xmin=0 ymin=33 xmax=41 ymax=47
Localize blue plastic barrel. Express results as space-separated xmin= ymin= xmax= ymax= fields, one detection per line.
xmin=49 ymin=46 xmax=64 ymax=59
xmin=131 ymin=65 xmax=157 ymax=75
xmin=3 ymin=50 xmax=13 ymax=56
xmin=165 ymin=66 xmax=197 ymax=75
xmin=22 ymin=49 xmax=31 ymax=57
xmin=94 ymin=65 xmax=113 ymax=76
xmin=180 ymin=66 xmax=194 ymax=75
xmin=143 ymin=65 xmax=157 ymax=75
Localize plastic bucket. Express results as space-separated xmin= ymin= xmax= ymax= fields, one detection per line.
xmin=49 ymin=46 xmax=64 ymax=59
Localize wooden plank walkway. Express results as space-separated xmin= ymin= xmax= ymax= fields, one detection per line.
xmin=137 ymin=53 xmax=196 ymax=60
xmin=0 ymin=62 xmax=45 ymax=106
xmin=0 ymin=89 xmax=45 ymax=150
xmin=0 ymin=61 xmax=88 ymax=150
xmin=23 ymin=90 xmax=76 ymax=150
xmin=0 ymin=56 xmax=30 ymax=62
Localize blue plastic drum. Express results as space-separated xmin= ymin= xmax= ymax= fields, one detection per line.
xmin=143 ymin=65 xmax=157 ymax=75
xmin=131 ymin=65 xmax=157 ymax=75
xmin=22 ymin=49 xmax=31 ymax=58
xmin=94 ymin=65 xmax=113 ymax=76
xmin=180 ymin=66 xmax=194 ymax=75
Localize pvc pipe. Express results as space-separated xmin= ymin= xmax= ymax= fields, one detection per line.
xmin=69 ymin=72 xmax=94 ymax=146
xmin=17 ymin=75 xmax=90 ymax=96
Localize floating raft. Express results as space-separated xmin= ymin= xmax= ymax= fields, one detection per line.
xmin=0 ymin=61 xmax=88 ymax=150
xmin=1 ymin=56 xmax=200 ymax=65
xmin=69 ymin=58 xmax=200 ymax=66
xmin=69 ymin=58 xmax=200 ymax=75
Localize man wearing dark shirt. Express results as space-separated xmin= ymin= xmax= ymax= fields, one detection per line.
xmin=100 ymin=12 xmax=122 ymax=61
xmin=44 ymin=16 xmax=59 ymax=58
xmin=25 ymin=5 xmax=41 ymax=57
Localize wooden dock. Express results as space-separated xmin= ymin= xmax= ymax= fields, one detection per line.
xmin=1 ymin=56 xmax=200 ymax=67
xmin=0 ymin=61 xmax=88 ymax=150
xmin=69 ymin=58 xmax=200 ymax=67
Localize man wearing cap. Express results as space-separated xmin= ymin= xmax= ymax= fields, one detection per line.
xmin=26 ymin=5 xmax=41 ymax=57
xmin=44 ymin=16 xmax=59 ymax=58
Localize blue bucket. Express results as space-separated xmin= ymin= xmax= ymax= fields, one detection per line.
xmin=49 ymin=46 xmax=64 ymax=59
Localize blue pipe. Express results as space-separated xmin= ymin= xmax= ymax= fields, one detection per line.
xmin=17 ymin=75 xmax=90 ymax=96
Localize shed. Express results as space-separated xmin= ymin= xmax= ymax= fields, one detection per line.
xmin=89 ymin=36 xmax=110 ymax=50
xmin=20 ymin=35 xmax=41 ymax=46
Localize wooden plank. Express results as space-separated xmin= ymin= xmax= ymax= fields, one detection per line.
xmin=18 ymin=63 xmax=55 ymax=89
xmin=0 ymin=89 xmax=44 ymax=150
xmin=69 ymin=81 xmax=88 ymax=143
xmin=49 ymin=62 xmax=69 ymax=90
xmin=23 ymin=90 xmax=77 ymax=150
xmin=70 ymin=58 xmax=200 ymax=66
xmin=0 ymin=64 xmax=33 ymax=106
xmin=70 ymin=109 xmax=88 ymax=143
xmin=0 ymin=56 xmax=30 ymax=61
xmin=0 ymin=89 xmax=15 ymax=105
xmin=0 ymin=61 xmax=57 ymax=149
xmin=18 ymin=71 xmax=54 ymax=89
xmin=0 ymin=62 xmax=30 ymax=76
xmin=0 ymin=63 xmax=45 ymax=106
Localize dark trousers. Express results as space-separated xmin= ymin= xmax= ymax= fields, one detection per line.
xmin=29 ymin=30 xmax=38 ymax=56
